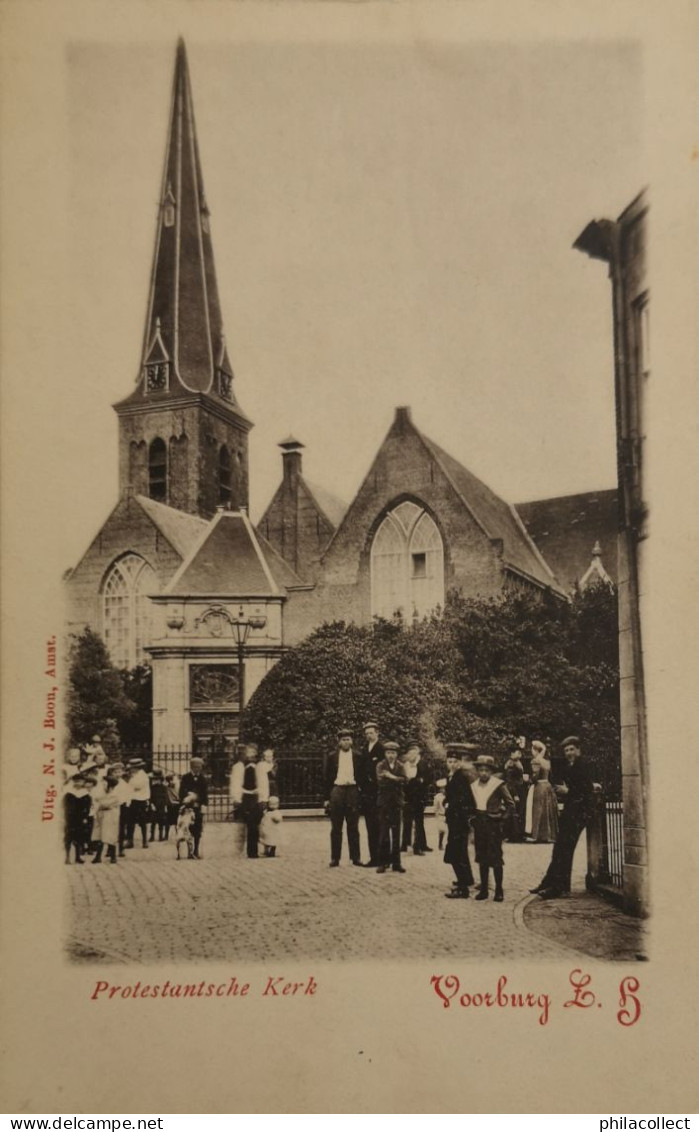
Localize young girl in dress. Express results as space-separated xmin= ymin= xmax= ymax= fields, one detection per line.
xmin=259 ymin=796 xmax=284 ymax=858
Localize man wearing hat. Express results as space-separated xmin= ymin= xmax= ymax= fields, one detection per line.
xmin=443 ymin=743 xmax=477 ymax=898
xmin=230 ymin=744 xmax=268 ymax=858
xmin=400 ymin=739 xmax=433 ymax=855
xmin=324 ymin=730 xmax=363 ymax=867
xmin=375 ymin=742 xmax=407 ymax=873
xmin=531 ymin=736 xmax=595 ymax=899
xmin=356 ymin=721 xmax=385 ymax=868
xmin=470 ymin=755 xmax=515 ymax=901
xmin=179 ymin=756 xmax=210 ymax=860
xmin=125 ymin=758 xmax=151 ymax=849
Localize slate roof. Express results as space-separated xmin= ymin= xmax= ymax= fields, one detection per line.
xmin=135 ymin=495 xmax=208 ymax=559
xmin=254 ymin=530 xmax=306 ymax=589
xmin=419 ymin=435 xmax=564 ymax=595
xmin=303 ymin=478 xmax=347 ymax=529
xmin=515 ymin=489 xmax=619 ymax=591
xmin=115 ymin=41 xmax=249 ymax=420
xmin=165 ymin=510 xmax=281 ymax=596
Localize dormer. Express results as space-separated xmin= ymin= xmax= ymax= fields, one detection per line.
xmin=143 ymin=318 xmax=170 ymax=394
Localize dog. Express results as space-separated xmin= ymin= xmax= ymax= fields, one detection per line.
xmin=175 ymin=798 xmax=196 ymax=860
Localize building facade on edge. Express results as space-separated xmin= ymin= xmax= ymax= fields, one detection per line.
xmin=574 ymin=192 xmax=650 ymax=918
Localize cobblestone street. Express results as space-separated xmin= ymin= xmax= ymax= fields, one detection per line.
xmin=67 ymin=817 xmax=592 ymax=964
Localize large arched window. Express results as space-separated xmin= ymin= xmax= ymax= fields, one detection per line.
xmin=218 ymin=444 xmax=232 ymax=505
xmin=148 ymin=437 xmax=168 ymax=501
xmin=370 ymin=501 xmax=444 ymax=620
xmin=103 ymin=554 xmax=157 ymax=668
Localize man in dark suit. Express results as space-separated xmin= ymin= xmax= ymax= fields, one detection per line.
xmin=356 ymin=720 xmax=384 ymax=867
xmin=324 ymin=729 xmax=363 ymax=867
xmin=376 ymin=741 xmax=407 ymax=874
xmin=401 ymin=739 xmax=433 ymax=855
xmin=178 ymin=756 xmax=209 ymax=859
xmin=531 ymin=735 xmax=595 ymax=899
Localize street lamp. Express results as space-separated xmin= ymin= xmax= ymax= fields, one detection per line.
xmin=232 ymin=605 xmax=267 ymax=714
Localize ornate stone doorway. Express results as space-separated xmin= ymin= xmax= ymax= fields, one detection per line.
xmin=189 ymin=664 xmax=241 ymax=786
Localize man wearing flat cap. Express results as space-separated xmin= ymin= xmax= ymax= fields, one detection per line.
xmin=443 ymin=742 xmax=477 ymax=898
xmin=530 ymin=735 xmax=595 ymax=900
xmin=324 ymin=729 xmax=363 ymax=867
xmin=356 ymin=720 xmax=385 ymax=867
xmin=375 ymin=742 xmax=407 ymax=874
xmin=125 ymin=758 xmax=151 ymax=849
xmin=401 ymin=739 xmax=433 ymax=855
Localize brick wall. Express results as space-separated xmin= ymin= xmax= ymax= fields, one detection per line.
xmin=261 ymin=478 xmax=335 ymax=583
xmin=64 ymin=495 xmax=184 ymax=639
xmin=281 ymin=410 xmax=505 ymax=638
xmin=117 ymin=402 xmax=249 ymax=520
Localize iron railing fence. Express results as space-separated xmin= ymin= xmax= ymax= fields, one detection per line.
xmin=117 ymin=748 xmax=626 ymax=884
xmin=603 ymin=798 xmax=624 ymax=888
xmin=120 ymin=747 xmax=329 ymax=816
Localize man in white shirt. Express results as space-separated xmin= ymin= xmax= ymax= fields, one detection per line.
xmin=125 ymin=758 xmax=151 ymax=850
xmin=324 ymin=729 xmax=362 ymax=867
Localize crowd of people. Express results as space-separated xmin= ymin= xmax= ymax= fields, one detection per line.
xmin=63 ymin=726 xmax=596 ymax=902
xmin=323 ymin=722 xmax=596 ymax=902
xmin=62 ymin=738 xmax=281 ymax=866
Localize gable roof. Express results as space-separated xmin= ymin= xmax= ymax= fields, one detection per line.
xmin=165 ymin=510 xmax=281 ymax=596
xmin=302 ymin=478 xmax=347 ymax=530
xmin=134 ymin=495 xmax=208 ymax=559
xmin=254 ymin=529 xmax=306 ymax=590
xmin=417 ymin=433 xmax=564 ymax=595
xmin=515 ymin=489 xmax=619 ymax=591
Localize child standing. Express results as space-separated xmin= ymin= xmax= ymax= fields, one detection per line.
xmin=164 ymin=773 xmax=180 ymax=839
xmin=259 ymin=796 xmax=284 ymax=857
xmin=149 ymin=768 xmax=169 ymax=842
xmin=433 ymin=778 xmax=447 ymax=851
xmin=470 ymin=755 xmax=515 ymax=902
xmin=63 ymin=773 xmax=91 ymax=863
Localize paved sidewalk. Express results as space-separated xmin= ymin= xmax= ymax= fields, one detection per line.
xmin=67 ymin=818 xmax=614 ymax=964
xmin=524 ymin=890 xmax=647 ymax=962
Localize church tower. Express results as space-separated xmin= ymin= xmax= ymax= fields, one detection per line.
xmin=114 ymin=40 xmax=252 ymax=520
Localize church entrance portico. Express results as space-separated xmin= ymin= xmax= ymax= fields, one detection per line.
xmin=190 ymin=710 xmax=238 ymax=787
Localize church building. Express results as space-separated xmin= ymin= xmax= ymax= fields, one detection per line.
xmin=65 ymin=41 xmax=618 ymax=756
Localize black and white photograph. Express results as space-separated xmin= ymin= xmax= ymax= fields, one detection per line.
xmin=59 ymin=34 xmax=648 ymax=966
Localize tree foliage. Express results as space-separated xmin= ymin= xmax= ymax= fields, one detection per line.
xmin=66 ymin=629 xmax=152 ymax=753
xmin=242 ymin=585 xmax=621 ymax=792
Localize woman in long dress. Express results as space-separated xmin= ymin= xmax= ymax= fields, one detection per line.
xmin=529 ymin=741 xmax=559 ymax=843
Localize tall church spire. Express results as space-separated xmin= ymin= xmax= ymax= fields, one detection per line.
xmin=115 ymin=41 xmax=252 ymax=520
xmin=121 ymin=40 xmax=244 ymax=409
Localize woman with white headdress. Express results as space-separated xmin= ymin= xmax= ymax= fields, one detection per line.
xmin=529 ymin=740 xmax=559 ymax=843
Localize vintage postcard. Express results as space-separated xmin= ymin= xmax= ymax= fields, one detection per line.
xmin=1 ymin=0 xmax=697 ymax=1115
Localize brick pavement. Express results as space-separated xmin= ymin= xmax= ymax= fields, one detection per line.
xmin=66 ymin=818 xmax=591 ymax=964
xmin=524 ymin=891 xmax=647 ymax=962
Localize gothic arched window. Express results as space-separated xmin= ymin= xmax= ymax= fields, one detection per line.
xmin=218 ymin=444 xmax=232 ymax=506
xmin=370 ymin=502 xmax=444 ymax=621
xmin=148 ymin=437 xmax=168 ymax=502
xmin=103 ymin=554 xmax=157 ymax=668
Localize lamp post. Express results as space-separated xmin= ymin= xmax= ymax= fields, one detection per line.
xmin=232 ymin=606 xmax=267 ymax=715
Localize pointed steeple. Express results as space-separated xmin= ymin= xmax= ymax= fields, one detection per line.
xmin=114 ymin=41 xmax=252 ymax=520
xmin=120 ymin=40 xmax=247 ymax=414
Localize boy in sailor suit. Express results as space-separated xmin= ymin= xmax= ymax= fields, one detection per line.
xmin=470 ymin=755 xmax=515 ymax=902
